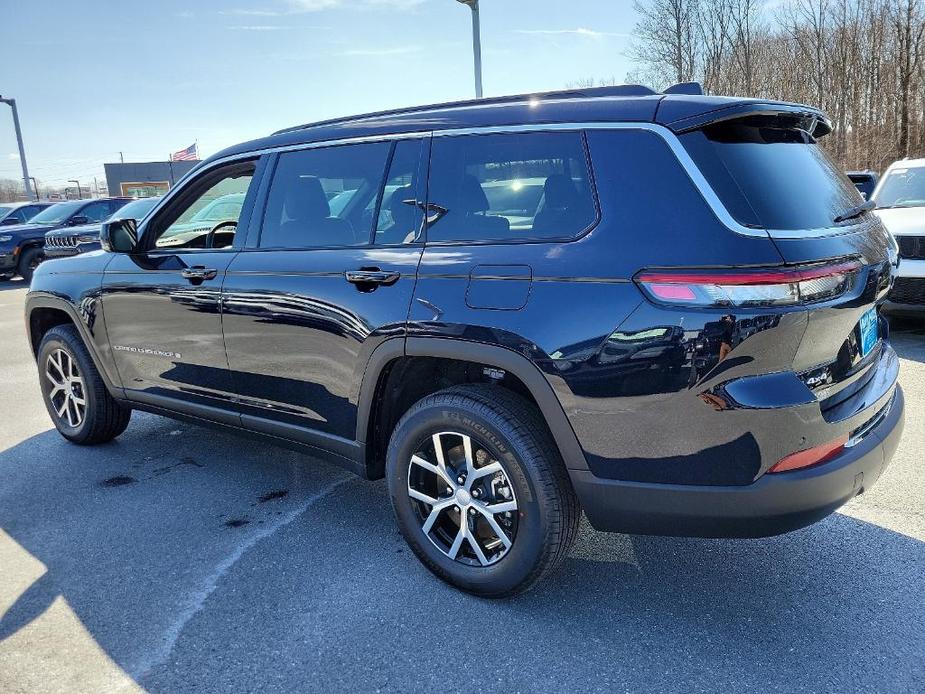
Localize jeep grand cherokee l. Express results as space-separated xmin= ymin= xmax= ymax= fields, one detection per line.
xmin=873 ymin=158 xmax=925 ymax=314
xmin=25 ymin=85 xmax=904 ymax=597
xmin=1 ymin=197 xmax=131 ymax=281
xmin=44 ymin=196 xmax=161 ymax=259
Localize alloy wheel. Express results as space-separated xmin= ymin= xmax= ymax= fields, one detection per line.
xmin=407 ymin=431 xmax=519 ymax=567
xmin=46 ymin=348 xmax=85 ymax=428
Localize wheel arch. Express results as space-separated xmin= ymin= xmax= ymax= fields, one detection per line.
xmin=356 ymin=336 xmax=589 ymax=480
xmin=26 ymin=294 xmax=122 ymax=396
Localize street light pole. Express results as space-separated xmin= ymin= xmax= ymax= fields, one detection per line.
xmin=0 ymin=95 xmax=36 ymax=201
xmin=68 ymin=180 xmax=82 ymax=199
xmin=456 ymin=0 xmax=483 ymax=99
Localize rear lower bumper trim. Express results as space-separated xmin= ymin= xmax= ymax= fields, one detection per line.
xmin=571 ymin=385 xmax=904 ymax=538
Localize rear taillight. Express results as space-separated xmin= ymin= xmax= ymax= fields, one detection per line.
xmin=635 ymin=261 xmax=861 ymax=308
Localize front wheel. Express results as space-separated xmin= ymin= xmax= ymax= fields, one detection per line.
xmin=386 ymin=385 xmax=580 ymax=597
xmin=18 ymin=247 xmax=44 ymax=282
xmin=37 ymin=325 xmax=132 ymax=444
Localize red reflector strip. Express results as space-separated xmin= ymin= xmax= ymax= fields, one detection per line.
xmin=768 ymin=435 xmax=848 ymax=473
xmin=637 ymin=261 xmax=860 ymax=286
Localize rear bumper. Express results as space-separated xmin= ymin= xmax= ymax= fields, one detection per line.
xmin=572 ymin=385 xmax=904 ymax=538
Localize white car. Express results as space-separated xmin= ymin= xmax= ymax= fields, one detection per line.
xmin=873 ymin=158 xmax=925 ymax=314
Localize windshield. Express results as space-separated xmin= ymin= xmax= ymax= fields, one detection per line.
xmin=874 ymin=166 xmax=925 ymax=209
xmin=681 ymin=116 xmax=861 ymax=231
xmin=113 ymin=197 xmax=159 ymax=221
xmin=28 ymin=201 xmax=84 ymax=225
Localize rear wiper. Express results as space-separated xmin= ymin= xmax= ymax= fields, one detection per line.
xmin=833 ymin=199 xmax=875 ymax=224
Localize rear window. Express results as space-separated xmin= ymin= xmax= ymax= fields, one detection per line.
xmin=681 ymin=117 xmax=861 ymax=231
xmin=426 ymin=131 xmax=597 ymax=243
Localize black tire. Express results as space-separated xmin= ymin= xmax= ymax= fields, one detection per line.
xmin=37 ymin=324 xmax=131 ymax=445
xmin=386 ymin=384 xmax=580 ymax=598
xmin=18 ymin=246 xmax=44 ymax=283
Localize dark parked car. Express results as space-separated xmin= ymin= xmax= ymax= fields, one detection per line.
xmin=847 ymin=170 xmax=879 ymax=200
xmin=0 ymin=201 xmax=55 ymax=227
xmin=44 ymin=196 xmax=161 ymax=259
xmin=25 ymin=85 xmax=904 ymax=596
xmin=1 ymin=197 xmax=131 ymax=281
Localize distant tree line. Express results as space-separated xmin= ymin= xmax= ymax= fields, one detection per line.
xmin=624 ymin=0 xmax=925 ymax=171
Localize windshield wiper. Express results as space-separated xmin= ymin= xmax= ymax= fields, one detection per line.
xmin=833 ymin=199 xmax=875 ymax=224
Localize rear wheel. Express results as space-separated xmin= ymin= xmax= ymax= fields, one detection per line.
xmin=37 ymin=325 xmax=131 ymax=444
xmin=18 ymin=247 xmax=44 ymax=282
xmin=386 ymin=384 xmax=580 ymax=597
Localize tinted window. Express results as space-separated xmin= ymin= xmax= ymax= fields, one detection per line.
xmin=874 ymin=166 xmax=925 ymax=209
xmin=154 ymin=162 xmax=255 ymax=250
xmin=261 ymin=142 xmax=391 ymax=248
xmin=20 ymin=205 xmax=45 ymax=220
xmin=30 ymin=201 xmax=84 ymax=225
xmin=375 ymin=139 xmax=425 ymax=245
xmin=426 ymin=131 xmax=596 ymax=243
xmin=681 ymin=118 xmax=862 ymax=231
xmin=78 ymin=201 xmax=112 ymax=223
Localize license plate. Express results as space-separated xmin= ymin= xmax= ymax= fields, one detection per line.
xmin=858 ymin=308 xmax=879 ymax=357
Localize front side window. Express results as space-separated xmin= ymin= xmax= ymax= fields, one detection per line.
xmin=426 ymin=131 xmax=597 ymax=243
xmin=77 ymin=201 xmax=112 ymax=223
xmin=874 ymin=166 xmax=925 ymax=209
xmin=260 ymin=141 xmax=391 ymax=249
xmin=153 ymin=163 xmax=255 ymax=250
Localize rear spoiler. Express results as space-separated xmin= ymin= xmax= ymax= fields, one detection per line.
xmin=659 ymin=102 xmax=833 ymax=138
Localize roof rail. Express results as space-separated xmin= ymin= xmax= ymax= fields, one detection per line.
xmin=273 ymin=84 xmax=659 ymax=135
xmin=662 ymin=81 xmax=704 ymax=96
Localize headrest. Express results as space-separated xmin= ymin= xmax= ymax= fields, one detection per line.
xmin=458 ymin=174 xmax=490 ymax=213
xmin=543 ymin=174 xmax=579 ymax=209
xmin=389 ymin=185 xmax=415 ymax=225
xmin=284 ymin=176 xmax=330 ymax=221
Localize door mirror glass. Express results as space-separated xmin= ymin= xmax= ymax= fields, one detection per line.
xmin=68 ymin=215 xmax=89 ymax=226
xmin=101 ymin=218 xmax=138 ymax=253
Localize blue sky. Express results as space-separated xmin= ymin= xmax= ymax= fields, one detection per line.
xmin=0 ymin=0 xmax=639 ymax=190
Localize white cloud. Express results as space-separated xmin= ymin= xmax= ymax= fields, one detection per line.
xmin=7 ymin=153 xmax=19 ymax=160
xmin=220 ymin=9 xmax=284 ymax=16
xmin=338 ymin=45 xmax=423 ymax=56
xmin=227 ymin=25 xmax=286 ymax=31
xmin=514 ymin=28 xmax=630 ymax=40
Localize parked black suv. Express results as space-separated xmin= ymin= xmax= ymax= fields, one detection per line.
xmin=1 ymin=197 xmax=131 ymax=281
xmin=25 ymin=86 xmax=904 ymax=596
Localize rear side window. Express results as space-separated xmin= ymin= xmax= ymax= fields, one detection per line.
xmin=681 ymin=117 xmax=861 ymax=231
xmin=426 ymin=131 xmax=596 ymax=243
xmin=260 ymin=142 xmax=391 ymax=248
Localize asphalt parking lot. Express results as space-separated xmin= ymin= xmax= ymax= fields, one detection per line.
xmin=0 ymin=277 xmax=922 ymax=694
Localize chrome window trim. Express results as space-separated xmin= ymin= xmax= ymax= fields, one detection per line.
xmin=148 ymin=121 xmax=866 ymax=242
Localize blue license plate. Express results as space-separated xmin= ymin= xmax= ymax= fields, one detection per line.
xmin=858 ymin=308 xmax=879 ymax=357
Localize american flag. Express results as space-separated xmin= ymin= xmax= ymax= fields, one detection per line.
xmin=171 ymin=143 xmax=199 ymax=161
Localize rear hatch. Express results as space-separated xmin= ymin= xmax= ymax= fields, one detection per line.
xmin=671 ymin=107 xmax=896 ymax=412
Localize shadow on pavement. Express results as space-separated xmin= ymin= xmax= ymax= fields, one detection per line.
xmin=1 ymin=416 xmax=922 ymax=692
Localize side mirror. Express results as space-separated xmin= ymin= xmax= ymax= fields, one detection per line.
xmin=100 ymin=218 xmax=139 ymax=253
xmin=0 ymin=217 xmax=19 ymax=226
xmin=68 ymin=215 xmax=90 ymax=226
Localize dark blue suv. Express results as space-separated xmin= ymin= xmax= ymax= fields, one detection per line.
xmin=24 ymin=85 xmax=904 ymax=596
xmin=1 ymin=197 xmax=131 ymax=281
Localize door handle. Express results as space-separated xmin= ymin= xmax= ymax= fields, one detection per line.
xmin=345 ymin=269 xmax=401 ymax=287
xmin=181 ymin=266 xmax=218 ymax=283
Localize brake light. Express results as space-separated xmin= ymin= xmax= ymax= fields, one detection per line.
xmin=768 ymin=435 xmax=848 ymax=473
xmin=636 ymin=261 xmax=861 ymax=308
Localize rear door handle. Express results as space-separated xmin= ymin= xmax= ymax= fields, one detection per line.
xmin=345 ymin=269 xmax=400 ymax=286
xmin=181 ymin=266 xmax=218 ymax=283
